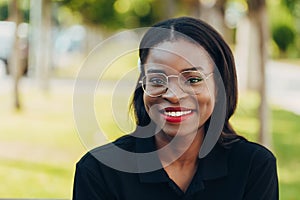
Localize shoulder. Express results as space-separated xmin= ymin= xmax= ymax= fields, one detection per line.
xmin=76 ymin=134 xmax=136 ymax=170
xmin=228 ymin=140 xmax=279 ymax=199
xmin=228 ymin=139 xmax=277 ymax=170
xmin=73 ymin=136 xmax=137 ymax=200
xmin=232 ymin=139 xmax=276 ymax=160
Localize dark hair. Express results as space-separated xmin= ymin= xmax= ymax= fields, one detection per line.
xmin=131 ymin=16 xmax=243 ymax=146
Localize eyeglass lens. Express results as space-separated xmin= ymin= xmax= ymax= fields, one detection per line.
xmin=142 ymin=71 xmax=207 ymax=97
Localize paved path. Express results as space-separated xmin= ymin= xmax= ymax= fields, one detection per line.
xmin=266 ymin=61 xmax=300 ymax=115
xmin=1 ymin=61 xmax=299 ymax=115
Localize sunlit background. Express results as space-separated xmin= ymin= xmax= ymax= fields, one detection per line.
xmin=0 ymin=0 xmax=299 ymax=199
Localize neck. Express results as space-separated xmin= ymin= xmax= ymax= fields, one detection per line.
xmin=155 ymin=128 xmax=204 ymax=166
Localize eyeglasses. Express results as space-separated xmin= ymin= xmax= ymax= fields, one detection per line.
xmin=139 ymin=71 xmax=213 ymax=97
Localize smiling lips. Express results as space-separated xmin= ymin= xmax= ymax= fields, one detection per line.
xmin=161 ymin=107 xmax=194 ymax=123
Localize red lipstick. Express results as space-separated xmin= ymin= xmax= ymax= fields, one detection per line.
xmin=161 ymin=107 xmax=193 ymax=123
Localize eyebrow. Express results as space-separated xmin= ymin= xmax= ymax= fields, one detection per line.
xmin=146 ymin=69 xmax=165 ymax=74
xmin=181 ymin=66 xmax=204 ymax=72
xmin=146 ymin=66 xmax=205 ymax=74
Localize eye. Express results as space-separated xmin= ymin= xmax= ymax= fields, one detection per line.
xmin=185 ymin=76 xmax=203 ymax=85
xmin=148 ymin=76 xmax=166 ymax=86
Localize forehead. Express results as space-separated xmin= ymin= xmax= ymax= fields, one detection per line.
xmin=145 ymin=39 xmax=214 ymax=73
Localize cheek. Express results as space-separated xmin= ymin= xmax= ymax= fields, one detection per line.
xmin=143 ymin=94 xmax=149 ymax=112
xmin=143 ymin=94 xmax=163 ymax=124
xmin=197 ymin=94 xmax=213 ymax=108
xmin=197 ymin=88 xmax=215 ymax=115
xmin=206 ymin=79 xmax=216 ymax=97
xmin=143 ymin=94 xmax=155 ymax=114
xmin=205 ymin=80 xmax=216 ymax=108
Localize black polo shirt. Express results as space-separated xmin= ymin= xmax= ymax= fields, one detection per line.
xmin=73 ymin=135 xmax=278 ymax=200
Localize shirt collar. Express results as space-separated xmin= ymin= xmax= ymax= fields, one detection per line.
xmin=135 ymin=135 xmax=169 ymax=183
xmin=199 ymin=142 xmax=229 ymax=180
xmin=135 ymin=130 xmax=229 ymax=183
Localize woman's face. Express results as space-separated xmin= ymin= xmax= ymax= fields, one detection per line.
xmin=143 ymin=39 xmax=215 ymax=137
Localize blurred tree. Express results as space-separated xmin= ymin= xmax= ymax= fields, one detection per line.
xmin=246 ymin=0 xmax=271 ymax=147
xmin=0 ymin=2 xmax=8 ymax=20
xmin=280 ymin=0 xmax=300 ymax=57
xmin=7 ymin=0 xmax=23 ymax=109
xmin=55 ymin=0 xmax=160 ymax=51
xmin=181 ymin=0 xmax=201 ymax=17
xmin=0 ymin=1 xmax=29 ymax=21
xmin=152 ymin=0 xmax=177 ymax=19
xmin=57 ymin=0 xmax=159 ymax=29
xmin=199 ymin=0 xmax=229 ymax=41
xmin=272 ymin=24 xmax=296 ymax=56
xmin=281 ymin=0 xmax=300 ymax=17
xmin=29 ymin=0 xmax=52 ymax=90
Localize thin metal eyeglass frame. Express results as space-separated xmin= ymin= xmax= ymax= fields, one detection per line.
xmin=139 ymin=71 xmax=214 ymax=97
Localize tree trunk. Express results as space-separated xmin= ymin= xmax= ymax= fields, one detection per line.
xmin=84 ymin=24 xmax=104 ymax=54
xmin=162 ymin=0 xmax=176 ymax=18
xmin=29 ymin=0 xmax=52 ymax=90
xmin=247 ymin=0 xmax=271 ymax=147
xmin=40 ymin=0 xmax=52 ymax=89
xmin=185 ymin=0 xmax=201 ymax=18
xmin=199 ymin=0 xmax=228 ymax=40
xmin=8 ymin=0 xmax=22 ymax=110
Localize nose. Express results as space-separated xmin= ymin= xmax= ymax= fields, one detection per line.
xmin=161 ymin=79 xmax=188 ymax=103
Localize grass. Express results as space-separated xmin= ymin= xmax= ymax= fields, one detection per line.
xmin=0 ymin=84 xmax=85 ymax=198
xmin=0 ymin=79 xmax=299 ymax=199
xmin=272 ymin=108 xmax=300 ymax=199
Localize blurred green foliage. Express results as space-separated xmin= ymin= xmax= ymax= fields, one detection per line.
xmin=56 ymin=0 xmax=300 ymax=58
xmin=281 ymin=0 xmax=300 ymax=17
xmin=268 ymin=0 xmax=300 ymax=58
xmin=272 ymin=24 xmax=296 ymax=54
xmin=1 ymin=0 xmax=299 ymax=58
xmin=56 ymin=0 xmax=160 ymax=29
xmin=0 ymin=0 xmax=30 ymax=22
xmin=0 ymin=3 xmax=8 ymax=20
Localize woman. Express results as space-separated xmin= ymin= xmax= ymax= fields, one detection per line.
xmin=73 ymin=17 xmax=278 ymax=200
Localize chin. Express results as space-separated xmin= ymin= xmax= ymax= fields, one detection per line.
xmin=159 ymin=123 xmax=201 ymax=138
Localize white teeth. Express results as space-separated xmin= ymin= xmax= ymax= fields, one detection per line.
xmin=164 ymin=110 xmax=192 ymax=117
